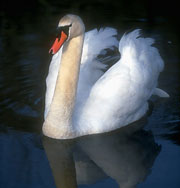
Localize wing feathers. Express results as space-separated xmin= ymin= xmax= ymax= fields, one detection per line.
xmin=77 ymin=29 xmax=168 ymax=135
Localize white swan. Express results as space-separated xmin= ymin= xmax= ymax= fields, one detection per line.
xmin=42 ymin=14 xmax=169 ymax=139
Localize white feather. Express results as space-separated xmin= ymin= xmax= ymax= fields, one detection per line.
xmin=153 ymin=88 xmax=169 ymax=97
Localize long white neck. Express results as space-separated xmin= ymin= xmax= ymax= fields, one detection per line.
xmin=43 ymin=34 xmax=84 ymax=139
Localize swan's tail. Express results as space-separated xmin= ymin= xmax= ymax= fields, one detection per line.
xmin=119 ymin=29 xmax=169 ymax=98
xmin=153 ymin=88 xmax=169 ymax=98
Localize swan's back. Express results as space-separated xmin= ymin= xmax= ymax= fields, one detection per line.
xmin=76 ymin=30 xmax=166 ymax=136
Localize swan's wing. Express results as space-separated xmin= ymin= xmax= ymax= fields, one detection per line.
xmin=77 ymin=29 xmax=167 ymax=135
xmin=81 ymin=28 xmax=118 ymax=62
xmin=79 ymin=27 xmax=119 ymax=89
xmin=74 ymin=28 xmax=119 ymax=120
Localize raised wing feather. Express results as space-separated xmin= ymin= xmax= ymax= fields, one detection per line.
xmin=76 ymin=30 xmax=165 ymax=135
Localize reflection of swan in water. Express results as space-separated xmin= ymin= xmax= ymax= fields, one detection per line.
xmin=42 ymin=117 xmax=161 ymax=188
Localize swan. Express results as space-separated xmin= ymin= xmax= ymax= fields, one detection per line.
xmin=42 ymin=14 xmax=169 ymax=139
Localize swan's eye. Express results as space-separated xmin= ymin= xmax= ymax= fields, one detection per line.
xmin=57 ymin=24 xmax=72 ymax=38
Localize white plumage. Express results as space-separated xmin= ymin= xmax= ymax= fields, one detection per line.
xmin=44 ymin=25 xmax=168 ymax=138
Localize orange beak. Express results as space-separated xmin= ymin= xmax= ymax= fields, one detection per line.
xmin=49 ymin=31 xmax=68 ymax=54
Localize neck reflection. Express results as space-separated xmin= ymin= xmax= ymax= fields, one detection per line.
xmin=42 ymin=117 xmax=161 ymax=188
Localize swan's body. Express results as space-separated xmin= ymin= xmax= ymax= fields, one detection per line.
xmin=43 ymin=14 xmax=169 ymax=139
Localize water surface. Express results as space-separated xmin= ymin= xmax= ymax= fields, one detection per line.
xmin=0 ymin=1 xmax=180 ymax=187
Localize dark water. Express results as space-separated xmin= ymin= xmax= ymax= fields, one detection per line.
xmin=0 ymin=0 xmax=180 ymax=187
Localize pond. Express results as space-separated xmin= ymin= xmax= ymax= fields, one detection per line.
xmin=0 ymin=0 xmax=180 ymax=187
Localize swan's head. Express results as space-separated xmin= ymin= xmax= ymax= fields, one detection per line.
xmin=49 ymin=14 xmax=85 ymax=54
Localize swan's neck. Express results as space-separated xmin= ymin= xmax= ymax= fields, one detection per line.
xmin=43 ymin=34 xmax=84 ymax=139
